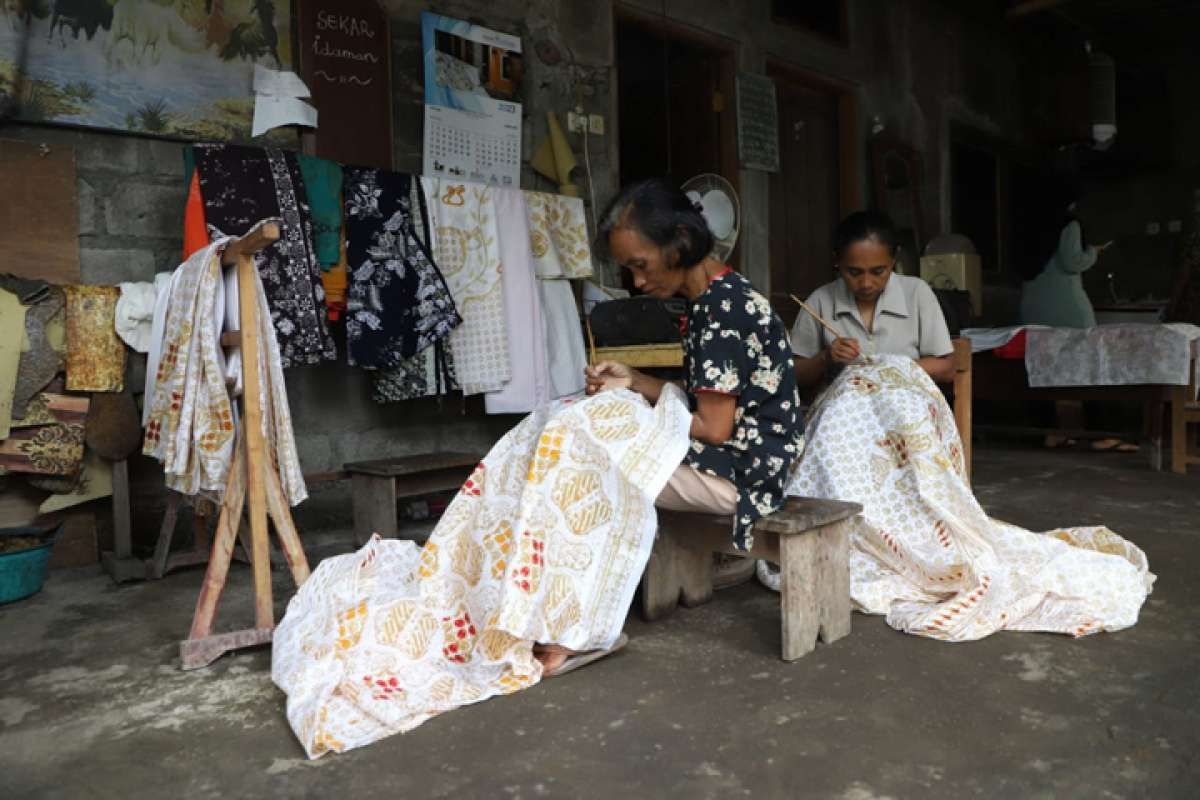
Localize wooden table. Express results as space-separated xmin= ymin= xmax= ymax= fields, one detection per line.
xmin=345 ymin=452 xmax=481 ymax=545
xmin=971 ymin=353 xmax=1185 ymax=471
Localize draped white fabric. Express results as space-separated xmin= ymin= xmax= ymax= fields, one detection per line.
xmin=785 ymin=356 xmax=1154 ymax=640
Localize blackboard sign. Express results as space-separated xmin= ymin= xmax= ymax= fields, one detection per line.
xmin=736 ymin=73 xmax=780 ymax=173
xmin=298 ymin=1 xmax=393 ymax=169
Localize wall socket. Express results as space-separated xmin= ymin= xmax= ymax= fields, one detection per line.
xmin=1146 ymin=221 xmax=1161 ymax=236
xmin=566 ymin=111 xmax=605 ymax=135
xmin=1168 ymin=219 xmax=1182 ymax=233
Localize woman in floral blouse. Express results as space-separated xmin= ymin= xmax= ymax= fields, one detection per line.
xmin=585 ymin=178 xmax=804 ymax=552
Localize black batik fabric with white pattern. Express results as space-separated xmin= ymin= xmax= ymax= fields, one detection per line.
xmin=344 ymin=168 xmax=461 ymax=370
xmin=193 ymin=143 xmax=336 ymax=368
xmin=682 ymin=270 xmax=804 ymax=551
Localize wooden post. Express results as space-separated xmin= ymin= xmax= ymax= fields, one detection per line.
xmin=101 ymin=459 xmax=143 ymax=583
xmin=952 ymin=338 xmax=973 ymax=485
xmin=235 ymin=239 xmax=273 ymax=630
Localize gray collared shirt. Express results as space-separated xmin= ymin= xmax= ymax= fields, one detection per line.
xmin=790 ymin=273 xmax=953 ymax=360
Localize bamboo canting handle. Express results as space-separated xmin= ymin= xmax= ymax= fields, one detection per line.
xmin=790 ymin=294 xmax=842 ymax=340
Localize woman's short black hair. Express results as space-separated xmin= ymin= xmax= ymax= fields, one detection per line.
xmin=833 ymin=210 xmax=899 ymax=259
xmin=596 ymin=178 xmax=714 ymax=269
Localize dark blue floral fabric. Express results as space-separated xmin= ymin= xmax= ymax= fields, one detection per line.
xmin=682 ymin=270 xmax=803 ymax=550
xmin=344 ymin=168 xmax=460 ymax=369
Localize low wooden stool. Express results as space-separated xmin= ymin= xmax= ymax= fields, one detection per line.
xmin=642 ymin=497 xmax=862 ymax=661
xmin=345 ymin=452 xmax=482 ymax=545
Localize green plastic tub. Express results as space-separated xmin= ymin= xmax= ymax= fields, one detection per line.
xmin=0 ymin=526 xmax=58 ymax=605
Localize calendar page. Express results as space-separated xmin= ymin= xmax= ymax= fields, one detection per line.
xmin=420 ymin=12 xmax=523 ymax=188
xmin=423 ymin=105 xmax=521 ymax=187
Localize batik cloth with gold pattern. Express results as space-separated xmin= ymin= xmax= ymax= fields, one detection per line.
xmin=420 ymin=177 xmax=510 ymax=395
xmin=785 ymin=355 xmax=1154 ymax=640
xmin=272 ymin=385 xmax=693 ymax=758
xmin=522 ymin=191 xmax=595 ymax=279
xmin=64 ymin=285 xmax=126 ymax=392
xmin=143 ymin=237 xmax=307 ymax=505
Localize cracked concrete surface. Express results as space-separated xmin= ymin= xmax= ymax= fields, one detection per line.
xmin=1 ymin=444 xmax=1197 ymax=798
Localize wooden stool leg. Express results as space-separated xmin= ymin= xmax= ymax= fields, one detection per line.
xmin=640 ymin=524 xmax=713 ymax=620
xmin=779 ymin=533 xmax=820 ymax=661
xmin=352 ymin=474 xmax=397 ymax=545
xmin=815 ymin=519 xmax=852 ymax=645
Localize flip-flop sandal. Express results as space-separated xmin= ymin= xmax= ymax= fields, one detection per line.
xmin=545 ymin=633 xmax=628 ymax=678
xmin=1091 ymin=439 xmax=1139 ymax=453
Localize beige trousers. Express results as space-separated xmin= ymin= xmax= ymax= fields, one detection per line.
xmin=655 ymin=464 xmax=737 ymax=515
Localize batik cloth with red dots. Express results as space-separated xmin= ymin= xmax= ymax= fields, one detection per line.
xmin=272 ymin=385 xmax=693 ymax=758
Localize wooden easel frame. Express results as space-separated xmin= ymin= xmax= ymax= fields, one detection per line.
xmin=179 ymin=222 xmax=311 ymax=670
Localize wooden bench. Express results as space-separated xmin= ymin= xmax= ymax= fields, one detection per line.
xmin=642 ymin=497 xmax=862 ymax=661
xmin=345 ymin=452 xmax=482 ymax=545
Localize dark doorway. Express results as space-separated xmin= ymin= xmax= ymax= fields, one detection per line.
xmin=951 ymin=140 xmax=1000 ymax=274
xmin=767 ymin=71 xmax=845 ymax=326
xmin=615 ymin=11 xmax=738 ymax=288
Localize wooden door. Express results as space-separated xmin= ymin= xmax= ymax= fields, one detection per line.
xmin=768 ymin=79 xmax=841 ymax=326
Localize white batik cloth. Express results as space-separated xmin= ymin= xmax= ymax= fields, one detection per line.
xmin=523 ymin=191 xmax=595 ymax=279
xmin=485 ymin=189 xmax=551 ymax=414
xmin=143 ymin=234 xmax=307 ymax=506
xmin=540 ymin=280 xmax=588 ymax=398
xmin=522 ymin=190 xmax=591 ymax=398
xmin=1025 ymin=323 xmax=1200 ymax=394
xmin=273 ymin=385 xmax=694 ymax=758
xmin=785 ymin=355 xmax=1154 ymax=640
xmin=421 ymin=177 xmax=510 ymax=395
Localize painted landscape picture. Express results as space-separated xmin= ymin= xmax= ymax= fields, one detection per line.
xmin=0 ymin=0 xmax=292 ymax=141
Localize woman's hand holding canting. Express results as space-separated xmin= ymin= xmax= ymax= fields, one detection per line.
xmin=585 ymin=360 xmax=636 ymax=395
xmin=828 ymin=337 xmax=862 ymax=365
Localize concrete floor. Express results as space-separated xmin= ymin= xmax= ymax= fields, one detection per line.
xmin=1 ymin=444 xmax=1198 ymax=799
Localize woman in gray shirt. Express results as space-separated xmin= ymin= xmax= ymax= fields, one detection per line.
xmin=791 ymin=211 xmax=954 ymax=387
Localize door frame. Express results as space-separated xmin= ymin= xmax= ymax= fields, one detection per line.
xmin=765 ymin=59 xmax=861 ymax=218
xmin=612 ymin=4 xmax=742 ymax=246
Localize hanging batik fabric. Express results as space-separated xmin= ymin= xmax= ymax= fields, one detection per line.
xmin=522 ymin=191 xmax=595 ymax=279
xmin=296 ymin=154 xmax=344 ymax=268
xmin=344 ymin=168 xmax=460 ymax=369
xmin=193 ymin=143 xmax=336 ymax=368
xmin=522 ymin=191 xmax=591 ymax=399
xmin=421 ymin=177 xmax=511 ymax=395
xmin=785 ymin=356 xmax=1154 ymax=640
xmin=64 ymin=285 xmax=125 ymax=392
xmin=273 ymin=384 xmax=693 ymax=758
xmin=143 ymin=235 xmax=307 ymax=506
xmin=10 ymin=288 xmax=63 ymax=421
xmin=371 ymin=178 xmax=458 ymax=402
xmin=485 ymin=189 xmax=551 ymax=414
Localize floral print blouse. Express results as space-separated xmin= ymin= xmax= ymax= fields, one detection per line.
xmin=682 ymin=269 xmax=804 ymax=550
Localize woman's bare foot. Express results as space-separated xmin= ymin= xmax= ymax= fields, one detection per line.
xmin=532 ymin=643 xmax=579 ymax=674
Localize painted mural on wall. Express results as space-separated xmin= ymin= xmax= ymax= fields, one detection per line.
xmin=0 ymin=1 xmax=292 ymax=141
